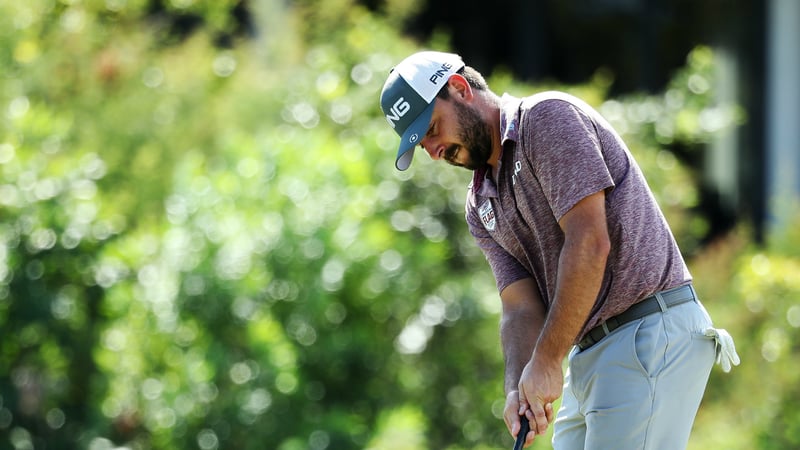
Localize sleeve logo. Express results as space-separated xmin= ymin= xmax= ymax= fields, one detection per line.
xmin=478 ymin=200 xmax=496 ymax=231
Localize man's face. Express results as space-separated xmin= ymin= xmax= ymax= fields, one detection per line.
xmin=419 ymin=95 xmax=493 ymax=170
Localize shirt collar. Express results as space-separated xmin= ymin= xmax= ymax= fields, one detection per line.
xmin=500 ymin=93 xmax=522 ymax=145
xmin=469 ymin=94 xmax=521 ymax=197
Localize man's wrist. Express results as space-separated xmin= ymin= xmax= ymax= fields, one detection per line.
xmin=531 ymin=338 xmax=568 ymax=366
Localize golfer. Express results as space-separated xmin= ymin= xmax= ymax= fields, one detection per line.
xmin=379 ymin=51 xmax=739 ymax=449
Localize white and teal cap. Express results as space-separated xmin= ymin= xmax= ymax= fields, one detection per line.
xmin=380 ymin=51 xmax=465 ymax=170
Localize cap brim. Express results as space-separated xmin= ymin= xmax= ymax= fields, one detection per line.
xmin=395 ymin=100 xmax=435 ymax=171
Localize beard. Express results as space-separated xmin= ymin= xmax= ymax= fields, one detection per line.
xmin=445 ymin=100 xmax=493 ymax=170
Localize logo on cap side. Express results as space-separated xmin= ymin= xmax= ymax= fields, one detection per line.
xmin=385 ymin=97 xmax=411 ymax=128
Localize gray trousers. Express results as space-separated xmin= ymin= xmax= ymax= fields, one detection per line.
xmin=553 ymin=300 xmax=716 ymax=450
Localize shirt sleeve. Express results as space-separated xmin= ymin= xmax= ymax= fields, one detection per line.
xmin=523 ymin=100 xmax=615 ymax=221
xmin=466 ymin=202 xmax=530 ymax=293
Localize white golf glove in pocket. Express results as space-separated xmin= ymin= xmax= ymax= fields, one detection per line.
xmin=703 ymin=327 xmax=740 ymax=372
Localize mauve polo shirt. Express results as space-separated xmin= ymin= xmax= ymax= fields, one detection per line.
xmin=465 ymin=92 xmax=691 ymax=341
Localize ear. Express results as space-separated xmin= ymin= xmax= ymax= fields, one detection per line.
xmin=447 ymin=74 xmax=473 ymax=101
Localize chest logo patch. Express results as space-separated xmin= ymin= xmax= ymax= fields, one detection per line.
xmin=479 ymin=200 xmax=496 ymax=231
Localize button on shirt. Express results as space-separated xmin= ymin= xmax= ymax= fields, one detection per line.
xmin=465 ymin=92 xmax=691 ymax=340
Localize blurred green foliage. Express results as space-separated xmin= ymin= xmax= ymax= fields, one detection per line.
xmin=0 ymin=1 xmax=794 ymax=449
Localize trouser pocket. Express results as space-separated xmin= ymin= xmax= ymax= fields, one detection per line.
xmin=632 ymin=314 xmax=667 ymax=377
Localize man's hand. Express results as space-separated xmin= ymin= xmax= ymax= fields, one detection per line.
xmin=517 ymin=352 xmax=561 ymax=435
xmin=504 ymin=391 xmax=537 ymax=448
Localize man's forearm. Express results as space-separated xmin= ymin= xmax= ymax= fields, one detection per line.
xmin=501 ymin=310 xmax=543 ymax=394
xmin=499 ymin=277 xmax=548 ymax=394
xmin=536 ymin=206 xmax=610 ymax=364
xmin=536 ymin=246 xmax=606 ymax=365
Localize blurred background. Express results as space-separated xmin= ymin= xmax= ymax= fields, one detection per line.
xmin=0 ymin=0 xmax=798 ymax=449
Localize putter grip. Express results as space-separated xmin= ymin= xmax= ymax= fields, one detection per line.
xmin=513 ymin=415 xmax=529 ymax=450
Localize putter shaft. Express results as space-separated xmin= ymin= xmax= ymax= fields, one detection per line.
xmin=513 ymin=415 xmax=529 ymax=450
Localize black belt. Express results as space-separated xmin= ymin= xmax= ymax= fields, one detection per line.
xmin=577 ymin=284 xmax=696 ymax=351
